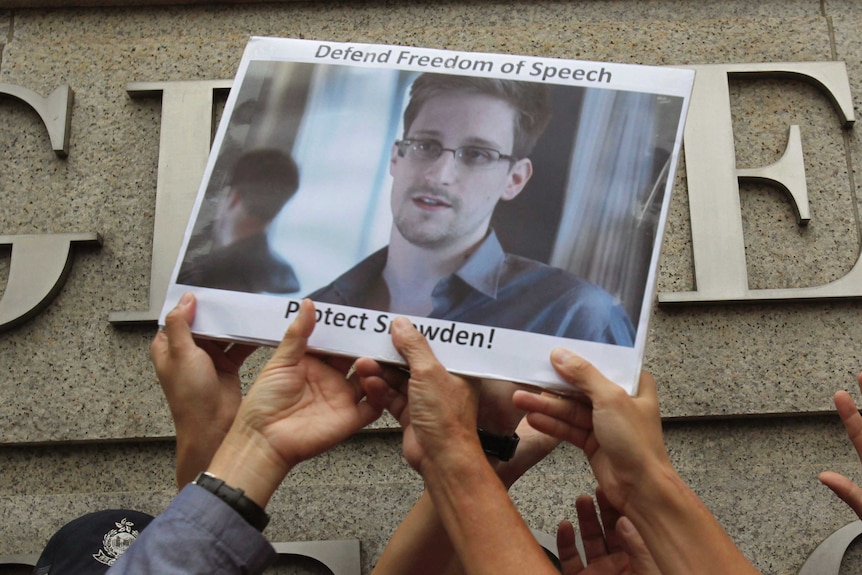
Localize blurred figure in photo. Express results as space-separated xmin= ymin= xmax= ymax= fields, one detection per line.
xmin=178 ymin=148 xmax=301 ymax=295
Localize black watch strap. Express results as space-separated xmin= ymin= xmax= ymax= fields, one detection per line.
xmin=477 ymin=428 xmax=520 ymax=461
xmin=193 ymin=471 xmax=270 ymax=531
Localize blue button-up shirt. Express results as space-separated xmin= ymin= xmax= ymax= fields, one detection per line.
xmin=309 ymin=231 xmax=635 ymax=346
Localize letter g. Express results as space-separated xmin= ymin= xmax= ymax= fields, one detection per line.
xmin=0 ymin=83 xmax=102 ymax=331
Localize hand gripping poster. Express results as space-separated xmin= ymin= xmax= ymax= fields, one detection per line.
xmin=161 ymin=37 xmax=694 ymax=396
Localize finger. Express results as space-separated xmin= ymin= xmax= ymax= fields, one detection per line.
xmin=377 ymin=364 xmax=411 ymax=391
xmin=635 ymin=371 xmax=658 ymax=407
xmin=556 ymin=519 xmax=585 ymax=575
xmin=524 ymin=412 xmax=589 ymax=448
xmin=352 ymin=358 xmax=410 ymax=391
xmin=512 ymin=415 xmax=560 ymax=460
xmin=390 ymin=317 xmax=447 ymax=381
xmin=161 ymin=292 xmax=197 ymax=357
xmin=638 ymin=370 xmax=658 ymax=403
xmin=819 ymin=471 xmax=862 ymax=519
xmin=550 ymin=348 xmax=613 ymax=400
xmin=576 ymin=494 xmax=608 ymax=563
xmin=595 ymin=488 xmax=623 ymax=554
xmin=834 ymin=391 xmax=862 ymax=462
xmin=616 ymin=516 xmax=659 ymax=574
xmin=270 ymin=299 xmax=316 ymax=367
xmin=361 ymin=375 xmax=408 ymax=422
xmin=352 ymin=357 xmax=384 ymax=379
xmin=513 ymin=390 xmax=593 ymax=430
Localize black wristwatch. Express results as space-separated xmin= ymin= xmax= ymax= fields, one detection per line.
xmin=477 ymin=428 xmax=520 ymax=461
xmin=193 ymin=471 xmax=270 ymax=532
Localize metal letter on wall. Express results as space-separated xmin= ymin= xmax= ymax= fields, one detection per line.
xmin=0 ymin=83 xmax=73 ymax=157
xmin=659 ymin=62 xmax=857 ymax=305
xmin=798 ymin=520 xmax=862 ymax=574
xmin=109 ymin=80 xmax=232 ymax=324
xmin=271 ymin=540 xmax=361 ymax=575
xmin=0 ymin=84 xmax=102 ymax=332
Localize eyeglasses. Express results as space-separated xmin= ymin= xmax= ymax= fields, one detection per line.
xmin=395 ymin=139 xmax=517 ymax=169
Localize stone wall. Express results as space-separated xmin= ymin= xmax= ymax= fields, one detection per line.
xmin=2 ymin=1 xmax=862 ymax=573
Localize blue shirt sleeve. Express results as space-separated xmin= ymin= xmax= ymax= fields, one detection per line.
xmin=107 ymin=484 xmax=276 ymax=575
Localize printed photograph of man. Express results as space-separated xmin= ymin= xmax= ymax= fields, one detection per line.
xmin=309 ymin=74 xmax=636 ymax=346
xmin=177 ymin=148 xmax=301 ymax=295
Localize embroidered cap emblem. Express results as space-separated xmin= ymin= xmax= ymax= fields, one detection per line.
xmin=92 ymin=517 xmax=141 ymax=566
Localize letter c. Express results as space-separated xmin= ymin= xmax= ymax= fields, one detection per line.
xmin=798 ymin=520 xmax=862 ymax=574
xmin=0 ymin=83 xmax=72 ymax=157
xmin=0 ymin=234 xmax=102 ymax=331
xmin=0 ymin=83 xmax=102 ymax=331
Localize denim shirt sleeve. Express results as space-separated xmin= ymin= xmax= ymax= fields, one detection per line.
xmin=107 ymin=484 xmax=276 ymax=575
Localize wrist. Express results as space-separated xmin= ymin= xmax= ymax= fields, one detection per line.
xmin=619 ymin=463 xmax=760 ymax=574
xmin=421 ymin=435 xmax=489 ymax=486
xmin=619 ymin=461 xmax=698 ymax=530
xmin=193 ymin=471 xmax=270 ymax=531
xmin=207 ymin=423 xmax=294 ymax=509
xmin=175 ymin=425 xmax=226 ymax=459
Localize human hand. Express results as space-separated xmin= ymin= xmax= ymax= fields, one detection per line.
xmin=150 ymin=292 xmax=257 ymax=488
xmin=557 ymin=491 xmax=660 ymax=575
xmin=511 ymin=350 xmax=671 ymax=515
xmin=819 ymin=375 xmax=862 ymax=518
xmin=354 ymin=317 xmax=481 ymax=477
xmin=208 ymin=299 xmax=382 ymax=507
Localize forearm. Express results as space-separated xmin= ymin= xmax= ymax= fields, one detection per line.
xmin=421 ymin=449 xmax=558 ymax=575
xmin=373 ymin=490 xmax=460 ymax=575
xmin=623 ymin=465 xmax=761 ymax=575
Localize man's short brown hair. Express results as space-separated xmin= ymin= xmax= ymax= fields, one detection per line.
xmin=402 ymin=73 xmax=552 ymax=159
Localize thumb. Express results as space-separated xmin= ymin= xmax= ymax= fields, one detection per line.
xmin=268 ymin=299 xmax=316 ymax=367
xmin=390 ymin=317 xmax=439 ymax=374
xmin=550 ymin=348 xmax=611 ymax=400
xmin=162 ymin=292 xmax=197 ymax=355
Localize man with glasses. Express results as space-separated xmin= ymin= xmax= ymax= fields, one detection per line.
xmin=310 ymin=73 xmax=635 ymax=345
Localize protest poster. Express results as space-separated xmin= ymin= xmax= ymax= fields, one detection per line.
xmin=161 ymin=36 xmax=694 ymax=395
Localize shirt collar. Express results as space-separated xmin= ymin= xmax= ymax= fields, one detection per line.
xmin=331 ymin=247 xmax=388 ymax=306
xmin=452 ymin=229 xmax=505 ymax=299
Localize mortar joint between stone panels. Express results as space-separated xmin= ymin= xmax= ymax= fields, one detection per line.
xmin=825 ymin=13 xmax=837 ymax=62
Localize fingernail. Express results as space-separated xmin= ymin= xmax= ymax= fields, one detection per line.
xmin=391 ymin=317 xmax=411 ymax=332
xmin=617 ymin=516 xmax=635 ymax=535
xmin=550 ymin=348 xmax=572 ymax=364
xmin=179 ymin=292 xmax=193 ymax=306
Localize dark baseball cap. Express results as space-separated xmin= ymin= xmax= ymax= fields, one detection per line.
xmin=33 ymin=509 xmax=154 ymax=574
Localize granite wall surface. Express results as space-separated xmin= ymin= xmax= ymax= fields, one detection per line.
xmin=3 ymin=1 xmax=862 ymax=573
